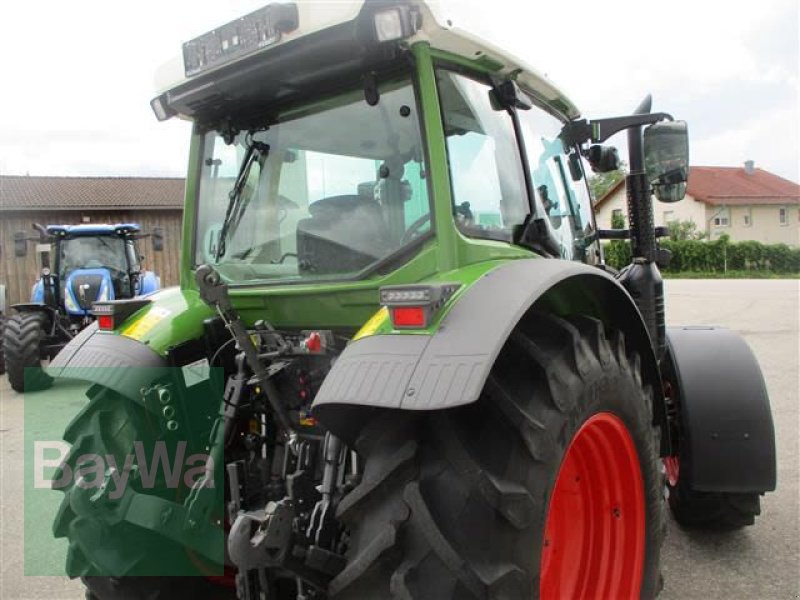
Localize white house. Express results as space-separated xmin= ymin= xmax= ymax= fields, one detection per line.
xmin=594 ymin=161 xmax=800 ymax=246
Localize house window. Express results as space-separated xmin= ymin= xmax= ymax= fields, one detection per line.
xmin=663 ymin=210 xmax=675 ymax=224
xmin=611 ymin=208 xmax=624 ymax=228
xmin=779 ymin=207 xmax=788 ymax=226
xmin=713 ymin=207 xmax=730 ymax=227
xmin=743 ymin=208 xmax=751 ymax=227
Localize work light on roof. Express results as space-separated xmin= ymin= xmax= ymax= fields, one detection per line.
xmin=150 ymin=97 xmax=172 ymax=122
xmin=373 ymin=5 xmax=422 ymax=43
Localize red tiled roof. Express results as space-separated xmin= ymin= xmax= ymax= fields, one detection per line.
xmin=594 ymin=166 xmax=800 ymax=209
xmin=687 ymin=167 xmax=800 ymax=205
xmin=0 ymin=175 xmax=185 ymax=211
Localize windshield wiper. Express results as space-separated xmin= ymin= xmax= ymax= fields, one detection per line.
xmin=216 ymin=140 xmax=270 ymax=260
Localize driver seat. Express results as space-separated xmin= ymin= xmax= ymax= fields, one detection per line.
xmin=296 ymin=195 xmax=389 ymax=275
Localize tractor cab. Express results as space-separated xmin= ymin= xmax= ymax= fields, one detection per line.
xmin=38 ymin=224 xmax=157 ymax=316
xmin=150 ymin=1 xmax=618 ymax=298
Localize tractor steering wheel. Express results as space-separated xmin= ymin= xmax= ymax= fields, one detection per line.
xmin=400 ymin=213 xmax=432 ymax=245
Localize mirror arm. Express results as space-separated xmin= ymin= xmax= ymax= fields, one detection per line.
xmin=31 ymin=223 xmax=54 ymax=243
xmin=559 ymin=112 xmax=673 ymax=147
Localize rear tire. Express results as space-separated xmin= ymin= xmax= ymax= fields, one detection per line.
xmin=82 ymin=575 xmax=234 ymax=600
xmin=4 ymin=312 xmax=53 ymax=392
xmin=330 ymin=314 xmax=665 ymax=599
xmin=52 ymin=387 xmax=233 ymax=599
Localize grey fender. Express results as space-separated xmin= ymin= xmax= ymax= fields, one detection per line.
xmin=313 ymin=258 xmax=666 ymax=448
xmin=47 ymin=323 xmax=168 ymax=401
xmin=664 ymin=326 xmax=776 ymax=493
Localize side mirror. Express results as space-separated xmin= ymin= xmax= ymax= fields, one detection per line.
xmin=152 ymin=227 xmax=164 ymax=252
xmin=644 ymin=120 xmax=689 ymax=203
xmin=14 ymin=231 xmax=27 ymax=257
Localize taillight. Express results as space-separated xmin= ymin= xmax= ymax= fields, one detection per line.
xmin=390 ymin=306 xmax=426 ymax=328
xmin=91 ymin=298 xmax=152 ymax=332
xmin=379 ymin=283 xmax=461 ymax=330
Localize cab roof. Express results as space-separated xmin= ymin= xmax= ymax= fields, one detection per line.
xmin=152 ymin=0 xmax=579 ymax=124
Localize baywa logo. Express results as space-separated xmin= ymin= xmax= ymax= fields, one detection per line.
xmin=34 ymin=440 xmax=214 ymax=499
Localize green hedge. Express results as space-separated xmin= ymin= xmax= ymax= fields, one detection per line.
xmin=603 ymin=237 xmax=800 ymax=274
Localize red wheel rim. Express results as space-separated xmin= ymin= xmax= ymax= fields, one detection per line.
xmin=540 ymin=412 xmax=645 ymax=599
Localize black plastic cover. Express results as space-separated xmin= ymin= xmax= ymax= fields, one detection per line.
xmin=665 ymin=326 xmax=776 ymax=493
xmin=47 ymin=324 xmax=167 ymax=401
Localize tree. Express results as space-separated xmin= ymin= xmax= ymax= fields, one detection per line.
xmin=611 ymin=210 xmax=626 ymax=229
xmin=667 ymin=219 xmax=707 ymax=241
xmin=589 ymin=161 xmax=628 ymax=201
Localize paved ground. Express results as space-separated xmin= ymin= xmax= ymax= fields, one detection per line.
xmin=0 ymin=279 xmax=797 ymax=599
xmin=659 ymin=280 xmax=798 ymax=599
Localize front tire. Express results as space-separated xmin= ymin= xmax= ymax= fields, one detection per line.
xmin=331 ymin=314 xmax=665 ymax=599
xmin=4 ymin=312 xmax=53 ymax=392
xmin=665 ymin=453 xmax=761 ymax=529
xmin=661 ymin=363 xmax=762 ymax=530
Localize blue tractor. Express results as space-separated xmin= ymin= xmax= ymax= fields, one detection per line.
xmin=3 ymin=223 xmax=162 ymax=392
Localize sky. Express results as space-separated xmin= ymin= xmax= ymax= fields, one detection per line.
xmin=0 ymin=0 xmax=797 ymax=182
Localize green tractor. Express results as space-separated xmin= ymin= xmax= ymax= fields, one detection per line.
xmin=48 ymin=2 xmax=776 ymax=598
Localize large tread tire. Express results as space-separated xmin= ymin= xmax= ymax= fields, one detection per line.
xmin=330 ymin=314 xmax=665 ymax=599
xmin=662 ymin=358 xmax=762 ymax=531
xmin=0 ymin=315 xmax=6 ymax=375
xmin=82 ymin=575 xmax=234 ymax=600
xmin=667 ymin=468 xmax=761 ymax=529
xmin=52 ymin=388 xmax=234 ymax=600
xmin=4 ymin=312 xmax=53 ymax=392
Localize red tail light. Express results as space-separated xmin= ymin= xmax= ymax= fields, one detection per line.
xmin=92 ymin=298 xmax=152 ymax=332
xmin=379 ymin=283 xmax=461 ymax=330
xmin=390 ymin=306 xmax=426 ymax=328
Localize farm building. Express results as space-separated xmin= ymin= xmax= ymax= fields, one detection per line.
xmin=0 ymin=175 xmax=184 ymax=306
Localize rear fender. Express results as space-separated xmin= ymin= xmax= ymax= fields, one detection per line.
xmin=313 ymin=259 xmax=666 ymax=448
xmin=664 ymin=327 xmax=776 ymax=493
xmin=138 ymin=271 xmax=161 ymax=296
xmin=47 ymin=324 xmax=169 ymax=406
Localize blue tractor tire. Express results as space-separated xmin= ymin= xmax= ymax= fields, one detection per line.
xmin=0 ymin=316 xmax=6 ymax=375
xmin=3 ymin=312 xmax=53 ymax=393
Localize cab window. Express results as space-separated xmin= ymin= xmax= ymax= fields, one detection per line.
xmin=437 ymin=70 xmax=529 ymax=240
xmin=516 ymin=104 xmax=598 ymax=262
